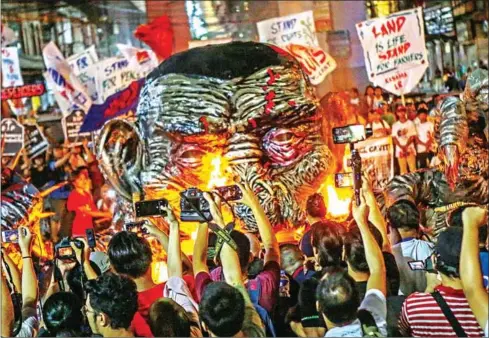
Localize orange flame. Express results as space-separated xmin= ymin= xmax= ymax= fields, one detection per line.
xmin=206 ymin=155 xmax=229 ymax=190
xmin=318 ymin=175 xmax=352 ymax=222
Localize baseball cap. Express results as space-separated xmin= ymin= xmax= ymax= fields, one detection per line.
xmin=90 ymin=251 xmax=111 ymax=273
xmin=435 ymin=227 xmax=463 ymax=270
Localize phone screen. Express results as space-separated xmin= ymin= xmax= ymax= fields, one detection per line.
xmin=407 ymin=260 xmax=425 ymax=271
xmin=1 ymin=230 xmax=19 ymax=243
xmin=332 ymin=125 xmax=366 ymax=144
xmin=58 ymin=247 xmax=74 ymax=257
xmin=334 ymin=173 xmax=354 ymax=188
xmin=86 ymin=229 xmax=96 ymax=248
xmin=135 ymin=199 xmax=168 ymax=217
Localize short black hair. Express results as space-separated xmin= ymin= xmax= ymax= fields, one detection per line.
xmin=200 ymin=282 xmax=245 ymax=337
xmin=66 ymin=262 xmax=101 ymax=301
xmin=316 ymin=271 xmax=360 ymax=324
xmin=108 ymin=231 xmax=153 ymax=278
xmin=387 ymin=201 xmax=420 ymax=231
xmin=344 ymin=222 xmax=383 ymax=273
xmin=306 ymin=193 xmax=327 ymax=218
xmin=43 ymin=292 xmax=84 ymax=336
xmin=71 ymin=166 xmax=89 ymax=181
xmin=86 ymin=272 xmax=138 ymax=330
xmin=311 ymin=221 xmax=344 ymax=268
xmin=149 ymin=298 xmax=191 ymax=337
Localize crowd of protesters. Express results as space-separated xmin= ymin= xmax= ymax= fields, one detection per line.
xmin=2 ymin=163 xmax=488 ymax=337
xmin=350 ymin=84 xmax=488 ymax=175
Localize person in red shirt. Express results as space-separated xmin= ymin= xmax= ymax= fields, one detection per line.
xmin=66 ymin=167 xmax=111 ymax=238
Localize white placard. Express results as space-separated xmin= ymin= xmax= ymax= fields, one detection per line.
xmin=117 ymin=44 xmax=158 ymax=78
xmin=42 ymin=41 xmax=92 ymax=115
xmin=257 ymin=11 xmax=336 ymax=85
xmin=94 ymin=57 xmax=140 ymax=104
xmin=1 ymin=47 xmax=23 ymax=87
xmin=354 ymin=136 xmax=394 ymax=191
xmin=356 ymin=7 xmax=428 ymax=96
xmin=67 ymin=45 xmax=99 ymax=75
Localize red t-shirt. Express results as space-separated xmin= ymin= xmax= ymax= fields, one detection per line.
xmin=66 ymin=190 xmax=95 ymax=237
xmin=131 ymin=275 xmax=197 ymax=337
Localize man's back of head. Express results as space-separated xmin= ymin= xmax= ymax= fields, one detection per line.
xmin=435 ymin=227 xmax=464 ymax=279
xmin=200 ymin=282 xmax=245 ymax=337
xmin=316 ymin=271 xmax=360 ymax=325
xmin=387 ymin=201 xmax=420 ymax=233
xmin=108 ymin=231 xmax=153 ymax=279
xmin=149 ymin=298 xmax=191 ymax=337
xmin=85 ymin=272 xmax=138 ymax=332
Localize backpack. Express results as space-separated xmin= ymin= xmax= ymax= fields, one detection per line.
xmin=246 ymin=279 xmax=277 ymax=337
xmin=358 ymin=309 xmax=384 ymax=337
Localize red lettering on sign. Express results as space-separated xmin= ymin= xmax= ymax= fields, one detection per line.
xmin=372 ymin=16 xmax=406 ymax=38
xmin=378 ymin=42 xmax=411 ymax=61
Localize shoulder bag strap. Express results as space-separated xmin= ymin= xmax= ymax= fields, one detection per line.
xmin=431 ymin=291 xmax=467 ymax=337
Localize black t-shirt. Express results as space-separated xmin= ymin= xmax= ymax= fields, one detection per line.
xmin=30 ymin=166 xmax=53 ymax=189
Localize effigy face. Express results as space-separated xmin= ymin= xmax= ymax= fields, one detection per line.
xmin=98 ymin=42 xmax=334 ymax=231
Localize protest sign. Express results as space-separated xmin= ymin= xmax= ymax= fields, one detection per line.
xmin=0 ymin=118 xmax=24 ymax=156
xmin=42 ymin=41 xmax=92 ymax=115
xmin=62 ymin=109 xmax=92 ymax=144
xmin=117 ymin=44 xmax=158 ymax=78
xmin=257 ymin=11 xmax=336 ymax=85
xmin=76 ymin=63 xmax=99 ymax=103
xmin=354 ymin=136 xmax=394 ymax=191
xmin=356 ymin=7 xmax=428 ymax=96
xmin=67 ymin=45 xmax=99 ymax=75
xmin=80 ymin=78 xmax=144 ymax=132
xmin=24 ymin=123 xmax=49 ymax=159
xmin=2 ymin=84 xmax=45 ymax=100
xmin=94 ymin=56 xmax=140 ymax=104
xmin=1 ymin=47 xmax=23 ymax=87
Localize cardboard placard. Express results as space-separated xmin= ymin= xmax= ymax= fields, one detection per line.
xmin=67 ymin=45 xmax=99 ymax=75
xmin=356 ymin=7 xmax=428 ymax=96
xmin=24 ymin=123 xmax=49 ymax=159
xmin=1 ymin=84 xmax=45 ymax=100
xmin=62 ymin=109 xmax=92 ymax=144
xmin=0 ymin=118 xmax=24 ymax=156
xmin=257 ymin=11 xmax=336 ymax=85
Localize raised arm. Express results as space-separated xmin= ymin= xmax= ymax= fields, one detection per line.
xmin=71 ymin=238 xmax=98 ymax=280
xmin=352 ymin=189 xmax=387 ymax=296
xmin=236 ymin=181 xmax=280 ymax=265
xmin=18 ymin=226 xmax=38 ymax=312
xmin=461 ymin=207 xmax=488 ymax=331
xmin=51 ymin=150 xmax=71 ymax=169
xmin=1 ymin=267 xmax=14 ymax=337
xmin=192 ymin=222 xmax=210 ymax=276
xmin=1 ymin=247 xmax=21 ymax=293
xmin=363 ymin=175 xmax=391 ymax=252
xmin=163 ymin=205 xmax=182 ymax=278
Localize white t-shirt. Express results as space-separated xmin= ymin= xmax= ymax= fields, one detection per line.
xmin=394 ymin=238 xmax=434 ymax=262
xmin=416 ymin=121 xmax=434 ymax=153
xmin=367 ymin=120 xmax=390 ymax=138
xmin=392 ymin=120 xmax=417 ymax=157
xmin=373 ymin=97 xmax=384 ymax=108
xmin=325 ymin=289 xmax=388 ymax=337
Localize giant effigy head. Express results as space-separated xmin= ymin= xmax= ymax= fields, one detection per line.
xmin=436 ymin=68 xmax=488 ymax=189
xmin=97 ymin=42 xmax=336 ymax=231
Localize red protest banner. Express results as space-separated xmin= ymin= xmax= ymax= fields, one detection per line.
xmin=1 ymin=83 xmax=45 ymax=100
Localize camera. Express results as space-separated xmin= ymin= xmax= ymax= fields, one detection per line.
xmin=55 ymin=237 xmax=84 ymax=260
xmin=125 ymin=221 xmax=149 ymax=235
xmin=407 ymin=255 xmax=436 ymax=274
xmin=180 ymin=188 xmax=212 ymax=222
xmin=135 ymin=199 xmax=169 ymax=218
xmin=332 ymin=124 xmax=373 ymax=144
xmin=334 ymin=173 xmax=353 ymax=188
xmin=215 ymin=185 xmax=243 ymax=201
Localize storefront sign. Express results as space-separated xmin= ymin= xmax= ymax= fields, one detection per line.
xmin=353 ymin=136 xmax=394 ymax=191
xmin=1 ymin=84 xmax=45 ymax=100
xmin=62 ymin=109 xmax=92 ymax=144
xmin=24 ymin=123 xmax=49 ymax=159
xmin=0 ymin=118 xmax=24 ymax=156
xmin=257 ymin=11 xmax=336 ymax=85
xmin=356 ymin=7 xmax=428 ymax=96
xmin=313 ymin=1 xmax=332 ymax=32
xmin=67 ymin=45 xmax=99 ymax=75
xmin=327 ymin=30 xmax=351 ymax=58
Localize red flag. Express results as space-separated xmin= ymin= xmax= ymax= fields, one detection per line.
xmin=134 ymin=15 xmax=173 ymax=62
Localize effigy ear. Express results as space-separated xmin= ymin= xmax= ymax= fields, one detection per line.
xmin=96 ymin=118 xmax=144 ymax=201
